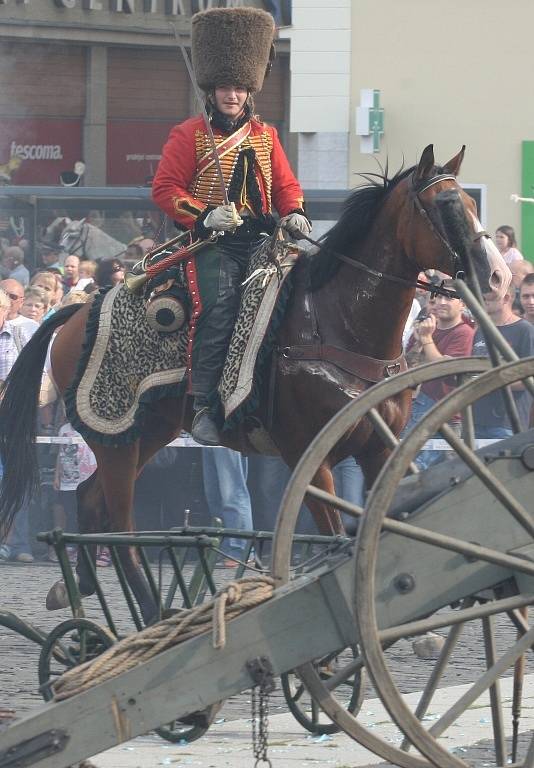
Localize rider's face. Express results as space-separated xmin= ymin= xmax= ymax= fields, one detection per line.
xmin=214 ymin=86 xmax=248 ymax=118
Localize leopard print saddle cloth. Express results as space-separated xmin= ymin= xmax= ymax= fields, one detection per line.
xmin=65 ymin=237 xmax=299 ymax=445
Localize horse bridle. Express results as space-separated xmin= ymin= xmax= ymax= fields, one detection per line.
xmin=61 ymin=219 xmax=89 ymax=259
xmin=297 ymin=172 xmax=490 ymax=299
xmin=411 ymin=173 xmax=490 ymax=281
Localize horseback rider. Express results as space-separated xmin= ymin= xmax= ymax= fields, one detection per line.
xmin=152 ymin=8 xmax=309 ymax=446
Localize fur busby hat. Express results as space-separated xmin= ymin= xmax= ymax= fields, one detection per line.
xmin=192 ymin=8 xmax=275 ymax=93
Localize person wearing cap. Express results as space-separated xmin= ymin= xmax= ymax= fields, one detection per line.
xmin=152 ymin=8 xmax=309 ymax=446
xmin=38 ymin=242 xmax=63 ymax=272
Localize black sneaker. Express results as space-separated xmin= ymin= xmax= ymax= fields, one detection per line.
xmin=191 ymin=407 xmax=220 ymax=446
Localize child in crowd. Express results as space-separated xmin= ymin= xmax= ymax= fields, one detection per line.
xmin=75 ymin=259 xmax=97 ymax=290
xmin=51 ymin=421 xmax=109 ymax=566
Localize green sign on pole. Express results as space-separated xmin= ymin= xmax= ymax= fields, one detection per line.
xmin=522 ymin=141 xmax=534 ymax=262
xmin=369 ymin=90 xmax=384 ymax=153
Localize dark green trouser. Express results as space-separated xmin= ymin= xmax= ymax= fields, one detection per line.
xmin=190 ymin=227 xmax=264 ymax=398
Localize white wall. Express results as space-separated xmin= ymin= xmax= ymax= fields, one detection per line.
xmin=281 ymin=0 xmax=352 ymax=189
xmin=348 ymin=0 xmax=534 ymax=245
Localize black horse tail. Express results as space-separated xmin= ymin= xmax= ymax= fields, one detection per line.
xmin=0 ymin=304 xmax=83 ymax=539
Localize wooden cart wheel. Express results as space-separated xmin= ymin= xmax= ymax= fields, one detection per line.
xmin=271 ymin=358 xmax=496 ymax=767
xmin=155 ymin=703 xmax=219 ymax=744
xmin=355 ymin=358 xmax=534 ymax=767
xmin=38 ymin=619 xmax=213 ymax=744
xmin=281 ymin=647 xmax=365 ymax=735
xmin=38 ymin=618 xmax=116 ymax=702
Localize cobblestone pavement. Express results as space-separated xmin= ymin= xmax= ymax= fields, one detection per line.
xmin=1 ymin=559 xmax=533 ymax=765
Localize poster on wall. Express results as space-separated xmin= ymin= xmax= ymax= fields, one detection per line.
xmin=107 ymin=121 xmax=177 ymax=186
xmin=0 ymin=118 xmax=82 ymax=185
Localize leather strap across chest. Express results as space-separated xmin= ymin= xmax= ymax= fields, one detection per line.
xmin=279 ymin=344 xmax=407 ymax=382
xmin=196 ymin=122 xmax=252 ymax=177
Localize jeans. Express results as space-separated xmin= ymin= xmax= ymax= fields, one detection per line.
xmin=202 ymin=447 xmax=253 ymax=555
xmin=3 ymin=502 xmax=32 ymax=556
xmin=403 ymin=391 xmax=447 ymax=471
xmin=332 ymin=457 xmax=365 ymax=533
xmin=248 ymin=455 xmax=291 ymax=531
xmin=475 ymin=426 xmax=514 ymax=440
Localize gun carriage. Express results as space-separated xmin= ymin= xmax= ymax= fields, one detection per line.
xmin=1 ymin=278 xmax=533 ymax=768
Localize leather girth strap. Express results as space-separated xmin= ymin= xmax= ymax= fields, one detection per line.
xmin=280 ymin=344 xmax=407 ymax=383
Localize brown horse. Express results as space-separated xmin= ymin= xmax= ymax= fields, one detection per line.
xmin=0 ymin=145 xmax=508 ymax=623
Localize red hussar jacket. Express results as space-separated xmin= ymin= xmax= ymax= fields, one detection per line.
xmin=152 ymin=115 xmax=305 ymax=230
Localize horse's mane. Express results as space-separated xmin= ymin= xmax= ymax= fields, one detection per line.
xmin=309 ymin=165 xmax=416 ymax=290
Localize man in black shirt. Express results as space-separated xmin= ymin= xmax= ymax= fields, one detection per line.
xmin=471 ymin=285 xmax=534 ymax=437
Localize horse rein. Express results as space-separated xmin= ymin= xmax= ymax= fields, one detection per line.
xmin=297 ymin=172 xmax=491 ymax=299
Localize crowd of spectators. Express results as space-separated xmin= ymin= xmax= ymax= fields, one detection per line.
xmin=0 ymin=222 xmax=533 ymax=565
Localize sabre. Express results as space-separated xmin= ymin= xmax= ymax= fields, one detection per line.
xmin=171 ymin=23 xmax=230 ymax=207
xmin=511 ymin=193 xmax=534 ymax=204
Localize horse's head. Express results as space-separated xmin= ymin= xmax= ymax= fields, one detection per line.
xmin=44 ymin=216 xmax=71 ymax=247
xmin=59 ymin=218 xmax=88 ymax=257
xmin=398 ymin=144 xmax=510 ymax=297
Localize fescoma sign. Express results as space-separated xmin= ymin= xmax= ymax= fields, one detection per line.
xmin=0 ymin=0 xmax=264 ymax=14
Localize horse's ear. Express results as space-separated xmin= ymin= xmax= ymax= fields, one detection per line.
xmin=414 ymin=144 xmax=435 ymax=181
xmin=442 ymin=145 xmax=466 ymax=177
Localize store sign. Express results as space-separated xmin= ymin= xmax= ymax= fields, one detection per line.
xmin=0 ymin=118 xmax=82 ymax=184
xmin=107 ymin=121 xmax=176 ymax=185
xmin=0 ymin=0 xmax=265 ymax=15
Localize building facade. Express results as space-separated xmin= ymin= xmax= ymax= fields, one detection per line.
xmin=0 ymin=0 xmax=290 ymax=187
xmin=2 ymin=0 xmax=534 ymax=257
xmin=284 ymin=0 xmax=534 ymax=257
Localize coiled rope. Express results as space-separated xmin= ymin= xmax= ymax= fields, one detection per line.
xmin=53 ymin=575 xmax=275 ymax=702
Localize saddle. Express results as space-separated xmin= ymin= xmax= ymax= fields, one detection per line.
xmin=64 ymin=237 xmax=299 ymax=446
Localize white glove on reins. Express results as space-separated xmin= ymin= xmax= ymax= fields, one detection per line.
xmin=280 ymin=212 xmax=312 ymax=238
xmin=204 ymin=203 xmax=243 ymax=232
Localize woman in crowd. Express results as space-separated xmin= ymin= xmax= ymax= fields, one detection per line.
xmin=20 ymin=286 xmax=49 ymax=324
xmin=94 ymin=258 xmax=124 ymax=288
xmin=495 ymin=225 xmax=524 ymax=264
xmin=30 ymin=270 xmax=63 ymax=318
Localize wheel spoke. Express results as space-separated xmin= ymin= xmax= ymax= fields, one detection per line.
xmin=481 ymin=616 xmax=506 ymax=766
xmin=510 ymin=606 xmax=529 ymax=763
xmin=305 ymin=484 xmax=363 ymax=519
xmin=507 ymin=607 xmax=530 ymax=634
xmin=308 ymin=482 xmax=534 ymax=578
xmin=53 ymin=639 xmax=78 ymax=668
xmin=440 ymin=423 xmax=534 ymax=538
xmin=78 ymin=629 xmax=88 ymax=663
xmin=368 ymin=408 xmax=419 ymax=475
xmin=379 ymin=594 xmax=534 ymax=645
xmin=310 ymin=698 xmax=320 ymax=727
xmin=429 ymin=624 xmax=534 ymax=739
xmin=293 ymin=682 xmax=305 ymax=703
xmin=401 ymin=617 xmax=466 ymax=752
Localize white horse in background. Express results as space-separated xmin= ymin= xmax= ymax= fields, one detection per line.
xmin=44 ymin=217 xmax=127 ymax=261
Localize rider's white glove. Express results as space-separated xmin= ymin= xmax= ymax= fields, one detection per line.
xmin=203 ymin=204 xmax=243 ymax=232
xmin=280 ymin=212 xmax=312 ymax=238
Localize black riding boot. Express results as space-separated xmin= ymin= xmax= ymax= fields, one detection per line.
xmin=190 ymin=232 xmax=264 ymax=446
xmin=191 ymin=396 xmax=220 ymax=446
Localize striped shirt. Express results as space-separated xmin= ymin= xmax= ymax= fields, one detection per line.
xmin=0 ymin=320 xmax=32 ymax=382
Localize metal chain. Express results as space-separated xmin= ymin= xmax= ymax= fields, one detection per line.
xmin=251 ymin=682 xmax=272 ymax=767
